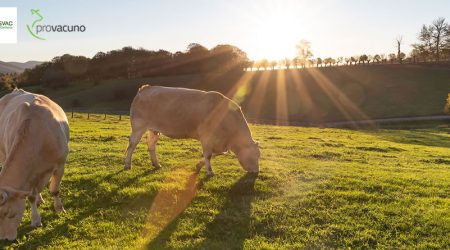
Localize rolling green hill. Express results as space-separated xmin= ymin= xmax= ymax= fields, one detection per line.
xmin=16 ymin=64 xmax=450 ymax=123
xmin=0 ymin=61 xmax=42 ymax=73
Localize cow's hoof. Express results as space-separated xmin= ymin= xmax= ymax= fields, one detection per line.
xmin=55 ymin=205 xmax=66 ymax=213
xmin=124 ymin=165 xmax=131 ymax=170
xmin=31 ymin=221 xmax=43 ymax=227
xmin=206 ymin=171 xmax=214 ymax=177
xmin=153 ymin=164 xmax=162 ymax=169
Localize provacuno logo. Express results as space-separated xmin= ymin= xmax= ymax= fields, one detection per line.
xmin=26 ymin=9 xmax=86 ymax=40
xmin=26 ymin=9 xmax=45 ymax=40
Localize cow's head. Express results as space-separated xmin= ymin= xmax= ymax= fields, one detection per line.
xmin=0 ymin=187 xmax=30 ymax=241
xmin=236 ymin=141 xmax=260 ymax=173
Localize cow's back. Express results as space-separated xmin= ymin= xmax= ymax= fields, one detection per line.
xmin=0 ymin=90 xmax=69 ymax=165
xmin=131 ymin=85 xmax=245 ymax=140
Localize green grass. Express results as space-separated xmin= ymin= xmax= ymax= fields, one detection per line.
xmin=1 ymin=114 xmax=449 ymax=249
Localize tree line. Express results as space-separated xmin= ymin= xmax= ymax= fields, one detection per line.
xmin=15 ymin=43 xmax=248 ymax=88
xmin=249 ymin=17 xmax=450 ymax=70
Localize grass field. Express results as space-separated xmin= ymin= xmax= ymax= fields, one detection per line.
xmin=1 ymin=114 xmax=449 ymax=249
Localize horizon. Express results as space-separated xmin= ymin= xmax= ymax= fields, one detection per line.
xmin=1 ymin=0 xmax=450 ymax=62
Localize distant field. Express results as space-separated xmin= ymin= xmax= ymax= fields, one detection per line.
xmin=1 ymin=114 xmax=448 ymax=249
xmin=16 ymin=64 xmax=450 ymax=124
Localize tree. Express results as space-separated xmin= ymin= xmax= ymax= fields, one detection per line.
xmin=388 ymin=53 xmax=396 ymax=64
xmin=345 ymin=57 xmax=351 ymax=65
xmin=0 ymin=73 xmax=17 ymax=90
xmin=296 ymin=40 xmax=313 ymax=68
xmin=269 ymin=60 xmax=277 ymax=70
xmin=359 ymin=55 xmax=368 ymax=64
xmin=380 ymin=54 xmax=386 ymax=63
xmin=259 ymin=59 xmax=269 ymax=70
xmin=186 ymin=43 xmax=208 ymax=55
xmin=409 ymin=49 xmax=419 ymax=63
xmin=413 ymin=25 xmax=433 ymax=61
xmin=413 ymin=18 xmax=450 ymax=62
xmin=247 ymin=60 xmax=255 ymax=71
xmin=316 ymin=57 xmax=322 ymax=67
xmin=323 ymin=57 xmax=334 ymax=66
xmin=337 ymin=57 xmax=344 ymax=65
xmin=308 ymin=58 xmax=316 ymax=68
xmin=373 ymin=54 xmax=381 ymax=63
xmin=396 ymin=36 xmax=403 ymax=63
xmin=431 ymin=17 xmax=448 ymax=61
xmin=292 ymin=58 xmax=298 ymax=69
xmin=284 ymin=58 xmax=291 ymax=69
xmin=331 ymin=58 xmax=336 ymax=66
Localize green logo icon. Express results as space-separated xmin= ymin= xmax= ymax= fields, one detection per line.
xmin=26 ymin=9 xmax=45 ymax=40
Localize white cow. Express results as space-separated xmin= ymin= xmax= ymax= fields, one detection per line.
xmin=125 ymin=85 xmax=260 ymax=176
xmin=0 ymin=89 xmax=69 ymax=240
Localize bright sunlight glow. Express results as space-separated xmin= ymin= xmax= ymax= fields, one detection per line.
xmin=244 ymin=2 xmax=303 ymax=61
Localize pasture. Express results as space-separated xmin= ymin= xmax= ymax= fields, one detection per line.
xmin=1 ymin=114 xmax=449 ymax=249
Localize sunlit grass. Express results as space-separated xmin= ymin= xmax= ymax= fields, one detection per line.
xmin=0 ymin=114 xmax=448 ymax=249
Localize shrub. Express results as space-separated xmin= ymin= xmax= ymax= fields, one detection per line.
xmin=445 ymin=93 xmax=450 ymax=114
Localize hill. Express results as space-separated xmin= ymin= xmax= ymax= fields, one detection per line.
xmin=17 ymin=64 xmax=450 ymax=123
xmin=0 ymin=60 xmax=42 ymax=73
xmin=0 ymin=116 xmax=448 ymax=249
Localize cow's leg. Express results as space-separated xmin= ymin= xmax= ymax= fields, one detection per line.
xmin=146 ymin=131 xmax=161 ymax=169
xmin=200 ymin=143 xmax=214 ymax=176
xmin=204 ymin=152 xmax=214 ymax=177
xmin=195 ymin=159 xmax=205 ymax=173
xmin=124 ymin=126 xmax=146 ymax=170
xmin=196 ymin=151 xmax=226 ymax=173
xmin=50 ymin=167 xmax=65 ymax=213
xmin=29 ymin=192 xmax=42 ymax=227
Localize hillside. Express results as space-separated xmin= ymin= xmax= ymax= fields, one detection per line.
xmin=17 ymin=64 xmax=450 ymax=123
xmin=0 ymin=60 xmax=42 ymax=73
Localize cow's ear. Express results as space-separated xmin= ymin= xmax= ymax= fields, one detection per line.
xmin=3 ymin=187 xmax=30 ymax=200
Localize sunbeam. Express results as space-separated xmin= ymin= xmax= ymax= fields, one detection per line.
xmin=246 ymin=71 xmax=271 ymax=122
xmin=308 ymin=68 xmax=374 ymax=127
xmin=275 ymin=69 xmax=289 ymax=125
xmin=141 ymin=169 xmax=200 ymax=245
xmin=288 ymin=69 xmax=315 ymax=121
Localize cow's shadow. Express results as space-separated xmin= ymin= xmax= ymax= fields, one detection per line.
xmin=1 ymin=168 xmax=157 ymax=248
xmin=146 ymin=172 xmax=258 ymax=249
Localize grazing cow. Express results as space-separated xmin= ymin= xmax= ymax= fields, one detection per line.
xmin=125 ymin=85 xmax=260 ymax=176
xmin=0 ymin=89 xmax=69 ymax=240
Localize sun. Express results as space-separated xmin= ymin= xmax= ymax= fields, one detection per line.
xmin=246 ymin=4 xmax=301 ymax=61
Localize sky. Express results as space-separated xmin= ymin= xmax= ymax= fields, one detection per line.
xmin=1 ymin=0 xmax=449 ymax=62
